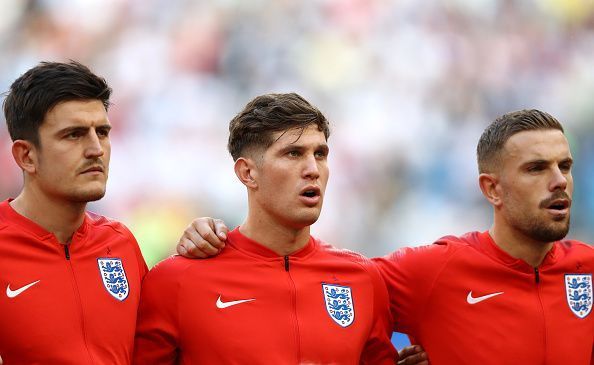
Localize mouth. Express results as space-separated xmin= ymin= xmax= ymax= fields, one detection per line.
xmin=299 ymin=186 xmax=321 ymax=206
xmin=543 ymin=198 xmax=571 ymax=218
xmin=547 ymin=199 xmax=570 ymax=211
xmin=80 ymin=165 xmax=104 ymax=175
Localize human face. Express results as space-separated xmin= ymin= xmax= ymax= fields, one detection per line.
xmin=497 ymin=129 xmax=573 ymax=243
xmin=32 ymin=99 xmax=111 ymax=203
xmin=251 ymin=124 xmax=329 ymax=230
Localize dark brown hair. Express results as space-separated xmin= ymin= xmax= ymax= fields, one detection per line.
xmin=228 ymin=93 xmax=330 ymax=160
xmin=3 ymin=61 xmax=112 ymax=146
xmin=477 ymin=109 xmax=564 ymax=173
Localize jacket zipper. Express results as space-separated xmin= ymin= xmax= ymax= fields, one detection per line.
xmin=284 ymin=256 xmax=301 ymax=362
xmin=63 ymin=243 xmax=94 ymax=364
xmin=534 ymin=267 xmax=547 ymax=364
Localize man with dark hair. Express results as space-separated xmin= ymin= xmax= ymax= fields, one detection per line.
xmin=134 ymin=93 xmax=399 ymax=364
xmin=183 ymin=109 xmax=594 ymax=364
xmin=0 ymin=61 xmax=148 ymax=364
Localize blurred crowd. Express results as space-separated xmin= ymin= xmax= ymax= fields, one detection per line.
xmin=1 ymin=0 xmax=593 ymax=266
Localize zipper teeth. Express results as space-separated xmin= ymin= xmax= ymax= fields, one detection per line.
xmin=285 ymin=258 xmax=300 ymax=362
xmin=66 ymin=251 xmax=95 ymax=364
xmin=534 ymin=268 xmax=546 ymax=363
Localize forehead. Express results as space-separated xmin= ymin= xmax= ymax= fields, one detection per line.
xmin=503 ymin=129 xmax=571 ymax=164
xmin=41 ymin=99 xmax=109 ymax=130
xmin=269 ymin=124 xmax=327 ymax=149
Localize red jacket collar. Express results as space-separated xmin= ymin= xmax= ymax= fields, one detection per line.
xmin=226 ymin=227 xmax=317 ymax=260
xmin=473 ymin=230 xmax=560 ymax=271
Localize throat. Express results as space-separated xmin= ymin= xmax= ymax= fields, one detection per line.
xmin=239 ymin=219 xmax=311 ymax=256
xmin=489 ymin=226 xmax=554 ymax=267
xmin=10 ymin=194 xmax=86 ymax=244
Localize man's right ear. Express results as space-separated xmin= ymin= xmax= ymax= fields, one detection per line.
xmin=234 ymin=157 xmax=258 ymax=189
xmin=11 ymin=140 xmax=37 ymax=174
xmin=478 ymin=172 xmax=502 ymax=207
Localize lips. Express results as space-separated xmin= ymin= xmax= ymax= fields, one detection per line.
xmin=540 ymin=193 xmax=571 ymax=218
xmin=546 ymin=199 xmax=570 ymax=211
xmin=80 ymin=165 xmax=104 ymax=174
xmin=299 ymin=185 xmax=321 ymax=206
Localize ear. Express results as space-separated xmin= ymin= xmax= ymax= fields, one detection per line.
xmin=11 ymin=140 xmax=37 ymax=174
xmin=478 ymin=172 xmax=502 ymax=207
xmin=234 ymin=157 xmax=258 ymax=189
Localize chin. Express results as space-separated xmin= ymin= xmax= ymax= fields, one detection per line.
xmin=69 ymin=188 xmax=107 ymax=203
xmin=299 ymin=214 xmax=321 ymax=227
xmin=287 ymin=212 xmax=321 ymax=229
xmin=530 ymin=222 xmax=570 ymax=242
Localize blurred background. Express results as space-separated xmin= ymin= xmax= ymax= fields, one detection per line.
xmin=1 ymin=0 xmax=593 ymax=271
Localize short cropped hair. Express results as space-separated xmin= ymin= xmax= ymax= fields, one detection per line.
xmin=477 ymin=109 xmax=564 ymax=173
xmin=3 ymin=61 xmax=112 ymax=146
xmin=228 ymin=93 xmax=330 ymax=161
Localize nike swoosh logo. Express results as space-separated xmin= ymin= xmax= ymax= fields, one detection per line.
xmin=467 ymin=291 xmax=504 ymax=304
xmin=6 ymin=280 xmax=41 ymax=298
xmin=216 ymin=295 xmax=255 ymax=309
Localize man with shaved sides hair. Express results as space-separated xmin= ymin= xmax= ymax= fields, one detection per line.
xmin=134 ymin=93 xmax=400 ymax=364
xmin=186 ymin=109 xmax=594 ymax=364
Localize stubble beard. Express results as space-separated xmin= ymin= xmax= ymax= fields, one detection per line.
xmin=513 ymin=213 xmax=570 ymax=243
xmin=67 ymin=181 xmax=107 ymax=203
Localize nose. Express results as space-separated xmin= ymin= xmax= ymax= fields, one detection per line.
xmin=550 ymin=166 xmax=568 ymax=192
xmin=303 ymin=154 xmax=320 ymax=180
xmin=84 ymin=130 xmax=105 ymax=159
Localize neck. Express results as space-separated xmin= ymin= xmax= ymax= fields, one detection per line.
xmin=11 ymin=187 xmax=87 ymax=245
xmin=489 ymin=216 xmax=554 ymax=267
xmin=240 ymin=215 xmax=311 ymax=256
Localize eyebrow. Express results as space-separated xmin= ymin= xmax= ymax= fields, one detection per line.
xmin=277 ymin=142 xmax=329 ymax=154
xmin=522 ymin=156 xmax=573 ymax=168
xmin=56 ymin=124 xmax=112 ymax=136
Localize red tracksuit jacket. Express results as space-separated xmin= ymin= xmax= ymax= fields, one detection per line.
xmin=134 ymin=228 xmax=397 ymax=364
xmin=375 ymin=231 xmax=594 ymax=364
xmin=0 ymin=199 xmax=148 ymax=364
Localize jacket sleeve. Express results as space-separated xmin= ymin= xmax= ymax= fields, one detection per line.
xmin=133 ymin=257 xmax=181 ymax=365
xmin=372 ymin=241 xmax=456 ymax=337
xmin=359 ymin=261 xmax=399 ymax=364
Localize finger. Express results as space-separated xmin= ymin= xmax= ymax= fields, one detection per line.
xmin=398 ymin=345 xmax=421 ymax=358
xmin=212 ymin=218 xmax=229 ymax=241
xmin=398 ymin=346 xmax=428 ymax=365
xmin=398 ymin=352 xmax=428 ymax=364
xmin=178 ymin=238 xmax=210 ymax=258
xmin=176 ymin=241 xmax=188 ymax=256
xmin=185 ymin=230 xmax=221 ymax=256
xmin=194 ymin=219 xmax=226 ymax=249
xmin=177 ymin=238 xmax=208 ymax=259
xmin=398 ymin=354 xmax=429 ymax=365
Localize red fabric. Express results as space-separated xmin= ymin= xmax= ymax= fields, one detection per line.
xmin=375 ymin=231 xmax=594 ymax=364
xmin=134 ymin=227 xmax=397 ymax=364
xmin=0 ymin=199 xmax=148 ymax=365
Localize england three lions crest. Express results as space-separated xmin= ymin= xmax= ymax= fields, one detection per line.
xmin=98 ymin=258 xmax=129 ymax=301
xmin=565 ymin=274 xmax=592 ymax=319
xmin=322 ymin=284 xmax=355 ymax=327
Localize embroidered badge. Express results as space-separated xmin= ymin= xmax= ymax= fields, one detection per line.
xmin=322 ymin=283 xmax=355 ymax=327
xmin=565 ymin=274 xmax=592 ymax=319
xmin=98 ymin=258 xmax=129 ymax=301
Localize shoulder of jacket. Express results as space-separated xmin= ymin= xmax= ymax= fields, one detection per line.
xmin=317 ymin=239 xmax=370 ymax=260
xmin=559 ymin=239 xmax=594 ymax=253
xmin=146 ymin=255 xmax=198 ymax=280
xmin=85 ymin=211 xmax=132 ymax=237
